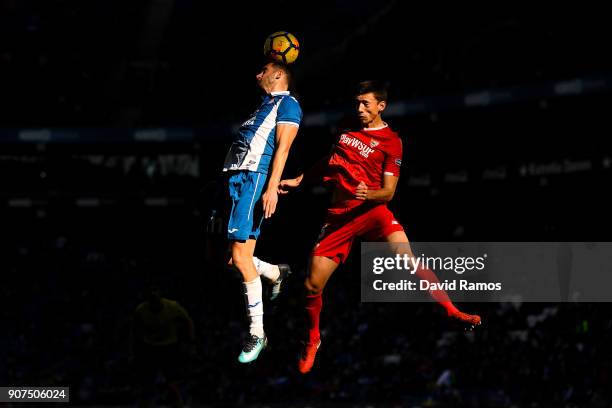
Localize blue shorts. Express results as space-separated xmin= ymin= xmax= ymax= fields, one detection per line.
xmin=226 ymin=170 xmax=266 ymax=241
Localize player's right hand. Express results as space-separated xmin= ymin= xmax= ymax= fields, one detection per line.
xmin=262 ymin=188 xmax=278 ymax=218
xmin=278 ymin=174 xmax=303 ymax=194
xmin=355 ymin=181 xmax=368 ymax=200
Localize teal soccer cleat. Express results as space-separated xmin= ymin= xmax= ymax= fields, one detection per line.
xmin=238 ymin=334 xmax=268 ymax=363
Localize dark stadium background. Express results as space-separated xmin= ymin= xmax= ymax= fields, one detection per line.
xmin=2 ymin=1 xmax=612 ymax=406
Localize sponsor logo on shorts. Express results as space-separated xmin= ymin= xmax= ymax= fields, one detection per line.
xmin=395 ymin=159 xmax=402 ymax=166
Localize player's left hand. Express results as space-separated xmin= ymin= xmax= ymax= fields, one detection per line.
xmin=278 ymin=174 xmax=303 ymax=195
xmin=355 ymin=181 xmax=368 ymax=200
xmin=262 ymin=188 xmax=278 ymax=218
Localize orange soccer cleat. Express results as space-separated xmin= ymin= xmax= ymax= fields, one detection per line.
xmin=449 ymin=310 xmax=482 ymax=329
xmin=298 ymin=339 xmax=321 ymax=374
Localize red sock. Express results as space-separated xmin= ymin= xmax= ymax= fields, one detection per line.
xmin=305 ymin=293 xmax=322 ymax=344
xmin=414 ymin=266 xmax=459 ymax=316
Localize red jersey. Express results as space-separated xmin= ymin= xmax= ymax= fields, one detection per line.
xmin=323 ymin=124 xmax=403 ymax=197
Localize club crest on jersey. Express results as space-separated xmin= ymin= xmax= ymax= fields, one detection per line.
xmin=370 ymin=139 xmax=380 ymax=148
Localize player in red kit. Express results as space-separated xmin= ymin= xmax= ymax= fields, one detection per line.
xmin=280 ymin=81 xmax=481 ymax=374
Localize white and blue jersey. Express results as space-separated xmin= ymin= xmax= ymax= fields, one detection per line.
xmin=223 ymin=91 xmax=301 ymax=241
xmin=223 ymin=91 xmax=302 ymax=174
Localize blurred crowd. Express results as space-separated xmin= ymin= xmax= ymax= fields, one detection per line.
xmin=2 ymin=193 xmax=612 ymax=407
xmin=2 ymin=2 xmax=612 ymax=406
xmin=2 ymin=1 xmax=612 ymax=127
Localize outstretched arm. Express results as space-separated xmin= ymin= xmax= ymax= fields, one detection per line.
xmin=279 ymin=153 xmax=331 ymax=194
xmin=262 ymin=123 xmax=299 ymax=218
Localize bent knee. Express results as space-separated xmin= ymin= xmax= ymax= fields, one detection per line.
xmin=231 ymin=251 xmax=251 ymax=271
xmin=304 ymin=277 xmax=324 ymax=295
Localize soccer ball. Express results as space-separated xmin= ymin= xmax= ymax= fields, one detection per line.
xmin=264 ymin=31 xmax=300 ymax=64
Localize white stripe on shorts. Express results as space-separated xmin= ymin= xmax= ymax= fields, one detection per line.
xmin=248 ymin=173 xmax=261 ymax=220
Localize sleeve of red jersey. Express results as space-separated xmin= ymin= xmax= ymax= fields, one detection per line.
xmin=383 ymin=137 xmax=403 ymax=177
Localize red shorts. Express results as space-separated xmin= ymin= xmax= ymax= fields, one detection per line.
xmin=312 ymin=201 xmax=404 ymax=264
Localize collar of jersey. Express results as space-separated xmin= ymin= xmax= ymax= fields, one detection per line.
xmin=270 ymin=91 xmax=290 ymax=96
xmin=363 ymin=122 xmax=388 ymax=131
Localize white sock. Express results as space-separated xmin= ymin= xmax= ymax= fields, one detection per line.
xmin=244 ymin=277 xmax=264 ymax=337
xmin=253 ymin=257 xmax=280 ymax=282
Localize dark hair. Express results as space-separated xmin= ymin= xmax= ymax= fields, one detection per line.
xmin=357 ymin=80 xmax=388 ymax=102
xmin=269 ymin=61 xmax=293 ymax=89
